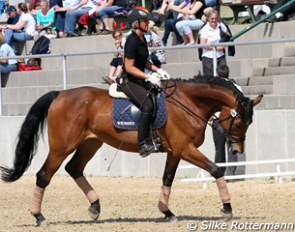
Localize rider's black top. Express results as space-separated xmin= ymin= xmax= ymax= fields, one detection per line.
xmin=123 ymin=31 xmax=149 ymax=84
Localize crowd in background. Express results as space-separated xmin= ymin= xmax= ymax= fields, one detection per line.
xmin=0 ymin=0 xmax=294 ymax=75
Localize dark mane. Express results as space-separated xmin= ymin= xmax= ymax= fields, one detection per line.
xmin=171 ymin=75 xmax=249 ymax=103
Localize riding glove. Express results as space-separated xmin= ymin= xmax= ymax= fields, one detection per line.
xmin=157 ymin=68 xmax=171 ymax=80
xmin=146 ymin=72 xmax=162 ymax=87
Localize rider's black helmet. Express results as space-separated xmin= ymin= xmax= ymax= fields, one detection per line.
xmin=127 ymin=8 xmax=151 ymax=24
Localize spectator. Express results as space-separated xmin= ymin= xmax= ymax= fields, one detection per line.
xmin=148 ymin=20 xmax=166 ymax=67
xmin=95 ymin=0 xmax=128 ymax=34
xmin=63 ymin=0 xmax=98 ymax=37
xmin=94 ymin=0 xmax=129 ymax=35
xmin=6 ymin=6 xmax=20 ymax=25
xmin=101 ymin=29 xmax=125 ymax=85
xmin=169 ymin=0 xmax=206 ymax=45
xmin=29 ymin=0 xmax=41 ymax=13
xmin=211 ymin=64 xmax=246 ymax=178
xmin=153 ymin=0 xmax=183 ymax=15
xmin=35 ymin=0 xmax=56 ymax=40
xmin=0 ymin=0 xmax=8 ymax=15
xmin=269 ymin=0 xmax=295 ymax=22
xmin=51 ymin=0 xmax=75 ymax=38
xmin=161 ymin=0 xmax=188 ymax=46
xmin=200 ymin=9 xmax=228 ymax=76
xmin=3 ymin=3 xmax=36 ymax=50
xmin=0 ymin=33 xmax=18 ymax=74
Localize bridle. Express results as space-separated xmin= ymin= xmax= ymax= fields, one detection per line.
xmin=219 ymin=108 xmax=246 ymax=143
xmin=161 ymin=80 xmax=246 ymax=144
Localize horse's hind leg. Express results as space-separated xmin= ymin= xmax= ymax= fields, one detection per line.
xmin=65 ymin=138 xmax=103 ymax=220
xmin=30 ymin=151 xmax=69 ymax=226
xmin=158 ymin=152 xmax=180 ymax=222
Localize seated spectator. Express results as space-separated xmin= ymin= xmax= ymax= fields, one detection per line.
xmin=63 ymin=0 xmax=98 ymax=37
xmin=153 ymin=0 xmax=215 ymax=15
xmin=35 ymin=0 xmax=56 ymax=40
xmin=0 ymin=33 xmax=18 ymax=74
xmin=29 ymin=0 xmax=41 ymax=13
xmin=0 ymin=0 xmax=8 ymax=15
xmin=102 ymin=29 xmax=125 ymax=85
xmin=6 ymin=5 xmax=20 ymax=25
xmin=161 ymin=0 xmax=188 ymax=46
xmin=269 ymin=0 xmax=295 ymax=21
xmin=51 ymin=0 xmax=73 ymax=38
xmin=94 ymin=0 xmax=129 ymax=35
xmin=3 ymin=3 xmax=36 ymax=49
xmin=148 ymin=21 xmax=166 ymax=67
xmin=169 ymin=0 xmax=206 ymax=45
xmin=153 ymin=0 xmax=182 ymax=15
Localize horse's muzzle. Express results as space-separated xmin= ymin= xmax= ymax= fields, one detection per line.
xmin=228 ymin=142 xmax=243 ymax=154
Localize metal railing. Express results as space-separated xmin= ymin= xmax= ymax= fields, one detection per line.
xmin=179 ymin=158 xmax=295 ymax=189
xmin=1 ymin=37 xmax=295 ymax=116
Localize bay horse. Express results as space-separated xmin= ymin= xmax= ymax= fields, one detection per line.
xmin=0 ymin=76 xmax=262 ymax=226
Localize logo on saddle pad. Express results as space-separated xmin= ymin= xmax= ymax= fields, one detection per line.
xmin=112 ymin=94 xmax=167 ymax=130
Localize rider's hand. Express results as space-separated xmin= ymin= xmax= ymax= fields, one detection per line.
xmin=157 ymin=68 xmax=170 ymax=80
xmin=146 ymin=72 xmax=162 ymax=87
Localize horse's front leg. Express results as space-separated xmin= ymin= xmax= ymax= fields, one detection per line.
xmin=181 ymin=144 xmax=233 ymax=220
xmin=158 ymin=152 xmax=180 ymax=222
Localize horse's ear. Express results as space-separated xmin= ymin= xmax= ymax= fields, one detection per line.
xmin=252 ymin=95 xmax=263 ymax=107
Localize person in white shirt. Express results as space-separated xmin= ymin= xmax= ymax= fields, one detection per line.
xmin=200 ymin=9 xmax=228 ymax=76
xmin=0 ymin=33 xmax=17 ymax=74
xmin=3 ymin=3 xmax=36 ymax=51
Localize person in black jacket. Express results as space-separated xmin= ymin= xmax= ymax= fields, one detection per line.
xmin=6 ymin=6 xmax=20 ymax=25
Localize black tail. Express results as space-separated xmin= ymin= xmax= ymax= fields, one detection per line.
xmin=0 ymin=91 xmax=59 ymax=182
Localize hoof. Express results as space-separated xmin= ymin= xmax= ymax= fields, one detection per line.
xmin=88 ymin=200 xmax=101 ymax=220
xmin=220 ymin=207 xmax=233 ymax=221
xmin=163 ymin=215 xmax=178 ymax=222
xmin=34 ymin=213 xmax=47 ymax=227
xmin=161 ymin=210 xmax=177 ymax=222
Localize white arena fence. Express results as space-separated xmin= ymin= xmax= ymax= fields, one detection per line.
xmin=179 ymin=158 xmax=295 ymax=189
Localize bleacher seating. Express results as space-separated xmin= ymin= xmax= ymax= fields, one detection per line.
xmin=1 ymin=18 xmax=295 ymax=115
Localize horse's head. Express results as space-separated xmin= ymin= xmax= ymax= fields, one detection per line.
xmin=219 ymin=94 xmax=263 ymax=154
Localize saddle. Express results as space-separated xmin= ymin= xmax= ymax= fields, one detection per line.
xmin=110 ymin=83 xmax=167 ymax=130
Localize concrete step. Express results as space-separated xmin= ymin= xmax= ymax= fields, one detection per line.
xmin=241 ymin=85 xmax=273 ymax=95
xmin=3 ymin=68 xmax=108 ymax=88
xmin=161 ymin=62 xmax=203 ymax=79
xmin=235 ymin=76 xmax=273 ymax=86
xmin=247 ymin=95 xmax=295 ymax=110
xmin=269 ymin=57 xmax=295 ymax=67
xmin=273 ymin=74 xmax=295 ymax=95
xmin=253 ymin=66 xmax=295 ymax=76
xmin=2 ymin=83 xmax=108 ymax=116
xmin=2 ymin=82 xmax=108 ymax=104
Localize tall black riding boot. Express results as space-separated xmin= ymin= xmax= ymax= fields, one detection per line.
xmin=138 ymin=112 xmax=155 ymax=157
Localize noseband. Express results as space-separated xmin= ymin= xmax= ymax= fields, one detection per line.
xmin=219 ymin=108 xmax=246 ymax=143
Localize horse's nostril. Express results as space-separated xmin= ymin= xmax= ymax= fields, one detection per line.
xmin=232 ymin=150 xmax=238 ymax=155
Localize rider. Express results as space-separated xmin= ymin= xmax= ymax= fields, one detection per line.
xmin=120 ymin=8 xmax=170 ymax=158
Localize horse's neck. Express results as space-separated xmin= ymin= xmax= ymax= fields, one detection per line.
xmin=190 ymin=84 xmax=236 ymax=114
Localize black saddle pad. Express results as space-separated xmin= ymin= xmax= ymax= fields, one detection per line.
xmin=112 ymin=94 xmax=167 ymax=130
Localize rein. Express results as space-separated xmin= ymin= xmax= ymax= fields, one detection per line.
xmin=161 ymin=80 xmax=245 ymax=143
xmin=162 ymin=81 xmax=211 ymax=126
